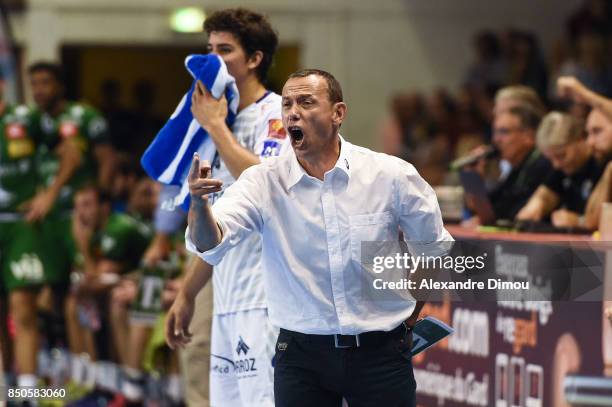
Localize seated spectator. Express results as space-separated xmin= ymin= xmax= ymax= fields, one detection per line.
xmin=488 ymin=106 xmax=553 ymax=220
xmin=517 ymin=112 xmax=605 ymax=227
xmin=557 ymin=75 xmax=612 ymax=228
xmin=494 ymin=85 xmax=547 ymax=117
xmin=583 ymin=109 xmax=612 ymax=228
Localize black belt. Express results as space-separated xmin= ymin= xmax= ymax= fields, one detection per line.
xmin=280 ymin=323 xmax=408 ymax=349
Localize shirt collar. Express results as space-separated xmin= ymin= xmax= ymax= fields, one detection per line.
xmin=287 ymin=135 xmax=351 ymax=189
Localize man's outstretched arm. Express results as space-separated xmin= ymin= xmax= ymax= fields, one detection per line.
xmin=187 ymin=153 xmax=224 ymax=252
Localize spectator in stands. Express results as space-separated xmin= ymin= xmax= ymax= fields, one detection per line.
xmin=462 ymin=86 xmax=550 ymax=226
xmin=99 ymin=79 xmax=138 ymax=156
xmin=427 ymin=89 xmax=460 ymax=150
xmin=131 ymin=80 xmax=164 ymax=158
xmin=517 ymin=112 xmax=605 ymax=227
xmin=464 ymin=30 xmax=508 ymax=90
xmin=378 ymin=92 xmax=447 ymax=184
xmin=557 ymin=75 xmax=612 ymax=228
xmin=110 ymin=153 xmax=147 ymax=213
xmin=556 ymin=32 xmax=612 ymax=97
xmin=584 ymin=109 xmax=612 ymax=228
xmin=487 ymin=106 xmax=552 ymax=220
xmin=566 ymin=0 xmax=612 ymax=41
xmin=494 ymin=85 xmax=547 ymax=117
xmin=506 ymin=30 xmax=548 ymax=100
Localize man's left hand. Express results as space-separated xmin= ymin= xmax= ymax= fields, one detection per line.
xmin=191 ymin=80 xmax=228 ymax=132
xmin=23 ymin=189 xmax=57 ymax=222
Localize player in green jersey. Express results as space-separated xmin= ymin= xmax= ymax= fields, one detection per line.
xmin=0 ymin=69 xmax=51 ymax=389
xmin=65 ymin=182 xmax=155 ymax=399
xmin=28 ymin=62 xmax=115 ymax=217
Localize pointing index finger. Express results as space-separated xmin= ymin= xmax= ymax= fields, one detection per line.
xmin=189 ymin=153 xmax=200 ymax=181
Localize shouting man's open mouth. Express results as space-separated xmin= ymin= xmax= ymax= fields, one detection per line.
xmin=288 ymin=126 xmax=304 ymax=147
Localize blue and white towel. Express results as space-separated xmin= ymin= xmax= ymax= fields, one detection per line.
xmin=141 ymin=54 xmax=239 ymax=209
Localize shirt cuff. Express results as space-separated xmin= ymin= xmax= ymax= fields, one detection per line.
xmin=184 ymin=221 xmax=229 ymax=266
xmin=406 ymin=232 xmax=455 ymax=258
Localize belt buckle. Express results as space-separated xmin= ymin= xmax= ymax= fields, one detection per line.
xmin=334 ymin=334 xmax=360 ymax=348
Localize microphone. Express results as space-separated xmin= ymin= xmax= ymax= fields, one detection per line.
xmin=449 ymin=145 xmax=498 ymax=171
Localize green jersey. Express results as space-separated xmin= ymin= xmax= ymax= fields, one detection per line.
xmin=93 ymin=213 xmax=153 ymax=273
xmin=34 ymin=102 xmax=109 ymax=212
xmin=0 ymin=104 xmax=40 ymax=213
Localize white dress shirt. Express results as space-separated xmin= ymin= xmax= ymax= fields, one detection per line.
xmin=208 ymin=91 xmax=291 ymax=315
xmin=186 ymin=136 xmax=453 ymax=335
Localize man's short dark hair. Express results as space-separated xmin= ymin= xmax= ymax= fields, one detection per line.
xmin=287 ymin=69 xmax=343 ymax=104
xmin=507 ymin=105 xmax=541 ymax=132
xmin=204 ymin=8 xmax=278 ymax=83
xmin=28 ymin=61 xmax=65 ymax=85
xmin=76 ymin=183 xmax=112 ymax=205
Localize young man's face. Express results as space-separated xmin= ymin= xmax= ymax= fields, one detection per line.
xmin=128 ymin=178 xmax=159 ymax=219
xmin=586 ymin=109 xmax=612 ymax=163
xmin=207 ymin=31 xmax=253 ymax=82
xmin=29 ymin=70 xmax=63 ymax=112
xmin=74 ymin=189 xmax=102 ymax=229
xmin=281 ymin=75 xmax=345 ymax=161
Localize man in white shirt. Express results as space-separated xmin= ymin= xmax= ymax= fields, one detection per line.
xmin=180 ymin=69 xmax=453 ymax=406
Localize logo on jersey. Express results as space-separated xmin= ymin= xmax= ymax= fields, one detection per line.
xmin=236 ymin=336 xmax=250 ymax=356
xmin=59 ymin=121 xmax=79 ymax=139
xmin=7 ymin=139 xmax=34 ymax=159
xmin=267 ymin=119 xmax=286 ymax=139
xmin=261 ymin=140 xmax=281 ymax=158
xmin=6 ymin=123 xmax=26 ymax=139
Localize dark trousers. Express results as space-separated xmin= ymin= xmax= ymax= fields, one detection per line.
xmin=273 ymin=326 xmax=416 ymax=407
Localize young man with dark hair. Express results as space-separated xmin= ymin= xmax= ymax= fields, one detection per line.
xmin=163 ymin=8 xmax=290 ymax=406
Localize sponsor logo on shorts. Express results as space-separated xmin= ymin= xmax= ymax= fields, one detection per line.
xmin=236 ymin=336 xmax=250 ymax=356
xmin=211 ymin=354 xmax=234 ymax=376
xmin=234 ymin=337 xmax=257 ymax=377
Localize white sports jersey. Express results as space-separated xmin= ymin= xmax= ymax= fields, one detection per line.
xmin=209 ymin=91 xmax=290 ymax=315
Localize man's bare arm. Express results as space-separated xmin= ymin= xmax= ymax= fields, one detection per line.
xmin=516 ymin=186 xmax=560 ymax=221
xmin=584 ymin=162 xmax=612 ymax=230
xmin=179 ymin=257 xmax=213 ymax=302
xmin=558 ymin=76 xmax=612 ymax=122
xmin=93 ymin=143 xmax=116 ymax=191
xmin=187 ymin=153 xmax=224 ymax=252
xmin=165 ymin=255 xmax=213 ymax=349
